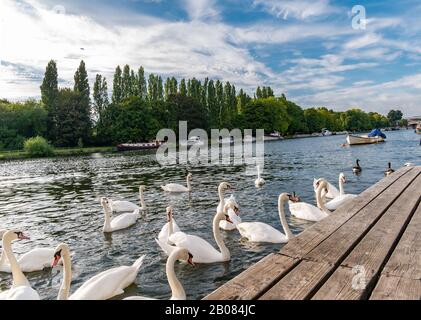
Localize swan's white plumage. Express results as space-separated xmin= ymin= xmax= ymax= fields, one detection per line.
xmin=0 ymin=247 xmax=55 ymax=273
xmin=161 ymin=183 xmax=189 ymax=192
xmin=0 ymin=285 xmax=40 ymax=300
xmin=218 ymin=195 xmax=241 ymax=231
xmin=313 ymin=178 xmax=339 ymax=199
xmin=110 ymin=200 xmax=140 ymax=213
xmin=68 ymin=255 xmax=145 ymax=300
xmin=167 ymin=232 xmax=223 ymax=264
xmin=289 ymin=201 xmax=328 ymax=222
xmin=237 ymin=222 xmax=288 ymax=243
xmin=158 ymin=219 xmax=181 ymax=243
xmin=108 ymin=209 xmax=140 ymax=232
xmin=325 ymin=194 xmax=357 ymax=211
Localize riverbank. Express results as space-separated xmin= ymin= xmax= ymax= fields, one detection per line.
xmin=0 ymin=146 xmax=116 ymax=161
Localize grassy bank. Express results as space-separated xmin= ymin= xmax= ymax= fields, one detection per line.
xmin=0 ymin=146 xmax=116 ymax=161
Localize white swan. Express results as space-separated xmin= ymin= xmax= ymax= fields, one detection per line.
xmin=124 ymin=248 xmax=194 ymax=300
xmin=0 ymin=230 xmax=40 ymax=300
xmin=51 ymin=243 xmax=145 ymax=300
xmin=101 ymin=197 xmax=140 ymax=233
xmin=0 ymin=246 xmax=55 ymax=273
xmin=161 ymin=173 xmax=192 ymax=193
xmin=289 ymin=180 xmax=331 ymax=222
xmin=216 ymin=184 xmax=240 ymax=231
xmin=108 ymin=186 xmax=146 ymax=213
xmin=229 ymin=193 xmax=296 ymax=243
xmin=324 ymin=174 xmax=357 ymax=211
xmin=158 ymin=206 xmax=181 ymax=244
xmin=313 ymin=176 xmax=340 ymax=200
xmin=254 ymin=165 xmax=265 ymax=188
xmin=156 ymin=184 xmax=235 ymax=263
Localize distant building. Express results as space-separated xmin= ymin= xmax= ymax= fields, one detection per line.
xmin=407 ymin=116 xmax=421 ymax=129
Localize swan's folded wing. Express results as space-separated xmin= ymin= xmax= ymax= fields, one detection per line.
xmin=238 ymin=222 xmax=283 ymax=243
xmin=155 ymin=238 xmax=177 ymax=256
xmin=289 ymin=201 xmax=327 ymax=222
xmin=325 ymin=194 xmax=357 ymax=211
xmin=110 ymin=211 xmax=139 ymax=230
xmin=326 ymin=182 xmax=340 ymax=198
xmin=112 ymin=201 xmax=140 ymax=212
xmin=161 ymin=183 xmax=188 ymax=192
xmin=18 ymin=248 xmax=55 ymax=272
xmin=69 ymin=266 xmax=134 ymax=300
xmin=169 ymin=232 xmax=221 ymax=263
xmin=158 ymin=220 xmax=181 ymax=243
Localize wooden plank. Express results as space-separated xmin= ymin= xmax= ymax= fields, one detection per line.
xmin=379 ymin=202 xmax=421 ymax=280
xmin=258 ymin=169 xmax=420 ymax=301
xmin=370 ymin=275 xmax=421 ymax=300
xmin=370 ymin=202 xmax=421 ymax=300
xmin=312 ymin=173 xmax=421 ymax=300
xmin=203 ymin=253 xmax=299 ymax=300
xmin=281 ymin=166 xmax=413 ymax=260
xmin=259 ymin=260 xmax=331 ymax=300
xmin=305 ymin=167 xmax=421 ymax=265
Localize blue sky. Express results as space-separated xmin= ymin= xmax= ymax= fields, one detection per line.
xmin=1 ymin=0 xmax=421 ymax=116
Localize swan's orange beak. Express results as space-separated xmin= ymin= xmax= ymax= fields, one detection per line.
xmin=52 ymin=251 xmax=62 ymax=267
xmin=51 ymin=256 xmax=60 ymax=268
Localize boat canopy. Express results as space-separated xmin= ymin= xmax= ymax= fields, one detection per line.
xmin=368 ymin=128 xmax=386 ymax=139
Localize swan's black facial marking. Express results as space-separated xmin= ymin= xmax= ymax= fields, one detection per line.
xmin=52 ymin=249 xmax=62 ymax=267
xmin=15 ymin=231 xmax=29 ymax=240
xmin=187 ymin=253 xmax=194 ymax=266
xmin=225 ymin=214 xmax=233 ymax=224
xmin=233 ymin=206 xmax=240 ymax=215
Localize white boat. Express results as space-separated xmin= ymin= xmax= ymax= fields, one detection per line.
xmin=264 ymin=131 xmax=284 ymax=141
xmin=322 ymin=128 xmax=332 ymax=136
xmin=346 ymin=134 xmax=385 ymax=145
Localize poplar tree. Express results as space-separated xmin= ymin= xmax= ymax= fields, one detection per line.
xmin=40 ymin=60 xmax=59 ymax=142
xmin=112 ymin=66 xmax=123 ymax=104
xmin=137 ymin=67 xmax=147 ymax=100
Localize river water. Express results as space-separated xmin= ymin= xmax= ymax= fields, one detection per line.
xmin=0 ymin=129 xmax=419 ymax=300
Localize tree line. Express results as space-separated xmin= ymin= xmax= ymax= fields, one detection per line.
xmin=0 ymin=60 xmax=403 ymax=151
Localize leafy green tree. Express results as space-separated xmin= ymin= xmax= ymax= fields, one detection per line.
xmin=0 ymin=100 xmax=47 ymax=150
xmin=137 ymin=67 xmax=147 ymax=100
xmin=242 ymin=98 xmax=289 ymax=134
xmin=122 ymin=64 xmax=131 ymax=99
xmin=73 ymin=60 xmax=91 ymax=144
xmin=387 ymin=109 xmax=403 ymax=126
xmin=179 ymin=79 xmax=187 ymax=96
xmin=55 ymin=89 xmax=90 ymax=147
xmin=98 ymin=97 xmax=160 ymax=144
xmin=40 ymin=60 xmax=59 ymax=142
xmin=112 ymin=66 xmax=123 ymax=104
xmin=93 ymin=74 xmax=109 ymax=126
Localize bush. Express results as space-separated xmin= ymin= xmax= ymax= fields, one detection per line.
xmin=24 ymin=136 xmax=54 ymax=157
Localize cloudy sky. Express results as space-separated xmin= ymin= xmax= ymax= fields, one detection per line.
xmin=1 ymin=0 xmax=421 ymax=116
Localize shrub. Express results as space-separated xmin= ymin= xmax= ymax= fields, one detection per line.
xmin=24 ymin=136 xmax=54 ymax=157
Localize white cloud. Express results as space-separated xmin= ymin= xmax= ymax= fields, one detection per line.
xmin=182 ymin=0 xmax=219 ymax=21
xmin=253 ymin=0 xmax=338 ymax=20
xmin=344 ymin=33 xmax=382 ymax=50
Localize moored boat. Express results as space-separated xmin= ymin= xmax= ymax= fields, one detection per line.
xmin=416 ymin=123 xmax=421 ymax=134
xmin=117 ymin=141 xmax=164 ymax=151
xmin=346 ymin=134 xmax=385 ymax=145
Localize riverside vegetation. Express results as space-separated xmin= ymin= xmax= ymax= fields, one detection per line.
xmin=0 ymin=60 xmax=407 ymax=158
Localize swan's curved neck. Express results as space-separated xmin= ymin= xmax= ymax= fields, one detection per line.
xmin=0 ymin=248 xmax=7 ymax=267
xmin=167 ymin=252 xmax=186 ymax=300
xmin=257 ymin=166 xmax=261 ymax=179
xmin=103 ymin=204 xmax=112 ymax=232
xmin=279 ymin=199 xmax=294 ymax=239
xmin=168 ymin=216 xmax=174 ymax=240
xmin=186 ymin=177 xmax=192 ymax=191
xmin=58 ymin=247 xmax=72 ymax=300
xmin=2 ymin=235 xmax=29 ymax=287
xmin=316 ymin=186 xmax=331 ymax=214
xmin=213 ymin=213 xmax=230 ymax=261
xmin=218 ymin=186 xmax=225 ymax=204
xmin=339 ymin=177 xmax=344 ymax=196
xmin=139 ymin=189 xmax=146 ymax=209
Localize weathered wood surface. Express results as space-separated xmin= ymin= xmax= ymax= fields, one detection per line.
xmin=370 ymin=201 xmax=421 ymax=300
xmin=204 ymin=166 xmax=421 ymax=300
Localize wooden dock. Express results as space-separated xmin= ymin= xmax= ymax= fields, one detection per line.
xmin=204 ymin=166 xmax=421 ymax=300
